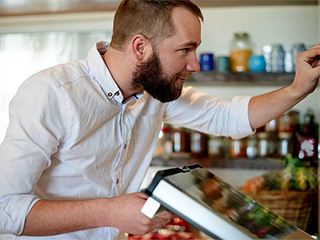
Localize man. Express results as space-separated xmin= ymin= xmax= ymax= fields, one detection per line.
xmin=0 ymin=0 xmax=319 ymax=239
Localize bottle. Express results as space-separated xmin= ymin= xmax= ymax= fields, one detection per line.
xmin=190 ymin=131 xmax=208 ymax=158
xmin=172 ymin=126 xmax=190 ymax=158
xmin=246 ymin=135 xmax=258 ymax=159
xmin=229 ymin=138 xmax=247 ymax=158
xmin=278 ymin=132 xmax=294 ymax=158
xmin=208 ymin=135 xmax=223 ymax=159
xmin=162 ymin=124 xmax=173 ymax=160
xmin=229 ymin=32 xmax=252 ymax=72
xmin=257 ymin=132 xmax=276 ymax=157
xmin=298 ymin=109 xmax=318 ymax=165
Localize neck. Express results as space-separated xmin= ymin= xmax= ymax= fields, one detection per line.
xmin=102 ymin=47 xmax=137 ymax=100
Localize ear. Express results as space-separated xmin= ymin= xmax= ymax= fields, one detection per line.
xmin=131 ymin=34 xmax=151 ymax=61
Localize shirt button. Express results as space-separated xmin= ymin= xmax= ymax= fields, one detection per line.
xmin=107 ymin=92 xmax=113 ymax=97
xmin=116 ymin=179 xmax=119 ymax=184
xmin=115 ymin=91 xmax=120 ymax=96
xmin=124 ymin=144 xmax=127 ymax=149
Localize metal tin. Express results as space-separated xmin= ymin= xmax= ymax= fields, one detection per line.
xmin=283 ymin=45 xmax=293 ymax=73
xmin=271 ymin=44 xmax=285 ymax=73
xmin=292 ymin=43 xmax=306 ymax=70
xmin=262 ymin=45 xmax=272 ymax=72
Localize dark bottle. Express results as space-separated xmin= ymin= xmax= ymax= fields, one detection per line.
xmin=297 ymin=109 xmax=318 ymax=165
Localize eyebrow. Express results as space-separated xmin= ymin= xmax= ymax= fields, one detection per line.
xmin=180 ymin=40 xmax=202 ymax=48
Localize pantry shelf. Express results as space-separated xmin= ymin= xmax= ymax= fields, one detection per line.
xmin=151 ymin=156 xmax=286 ymax=170
xmin=187 ymin=71 xmax=295 ymax=87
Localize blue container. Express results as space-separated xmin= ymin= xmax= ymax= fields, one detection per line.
xmin=248 ymin=55 xmax=266 ymax=72
xmin=199 ymin=53 xmax=214 ymax=71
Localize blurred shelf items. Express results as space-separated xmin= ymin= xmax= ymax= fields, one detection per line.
xmin=153 ymin=108 xmax=318 ymax=170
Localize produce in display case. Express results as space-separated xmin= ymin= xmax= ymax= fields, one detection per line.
xmin=141 ymin=164 xmax=314 ymax=239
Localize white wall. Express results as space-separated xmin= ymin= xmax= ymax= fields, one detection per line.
xmin=0 ymin=4 xmax=319 ymax=143
xmin=194 ymin=5 xmax=319 ymax=122
xmin=198 ymin=5 xmax=319 ymax=56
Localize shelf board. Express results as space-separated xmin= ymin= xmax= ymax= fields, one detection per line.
xmin=151 ymin=156 xmax=285 ymax=170
xmin=187 ymin=71 xmax=295 ymax=87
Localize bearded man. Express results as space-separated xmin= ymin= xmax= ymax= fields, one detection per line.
xmin=0 ymin=0 xmax=319 ymax=239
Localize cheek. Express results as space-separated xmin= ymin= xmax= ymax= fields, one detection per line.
xmin=162 ymin=59 xmax=185 ymax=75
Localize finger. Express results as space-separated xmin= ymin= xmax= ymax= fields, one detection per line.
xmin=302 ymin=47 xmax=320 ymax=60
xmin=154 ymin=210 xmax=174 ymax=220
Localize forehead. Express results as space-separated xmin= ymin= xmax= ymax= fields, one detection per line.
xmin=161 ymin=7 xmax=201 ymax=49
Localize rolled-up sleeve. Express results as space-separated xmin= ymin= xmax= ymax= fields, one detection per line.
xmin=164 ymin=86 xmax=254 ymax=139
xmin=0 ymin=76 xmax=68 ymax=235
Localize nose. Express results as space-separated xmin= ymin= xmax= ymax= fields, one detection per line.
xmin=186 ymin=53 xmax=200 ymax=73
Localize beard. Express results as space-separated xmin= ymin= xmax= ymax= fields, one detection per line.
xmin=131 ymin=51 xmax=185 ymax=103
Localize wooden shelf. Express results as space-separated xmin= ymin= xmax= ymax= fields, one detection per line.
xmin=151 ymin=156 xmax=285 ymax=170
xmin=187 ymin=71 xmax=295 ymax=87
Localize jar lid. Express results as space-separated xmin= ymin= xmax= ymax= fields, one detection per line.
xmin=234 ymin=32 xmax=249 ymax=38
xmin=278 ymin=132 xmax=293 ymax=139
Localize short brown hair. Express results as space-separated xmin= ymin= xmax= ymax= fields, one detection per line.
xmin=110 ymin=0 xmax=203 ymax=51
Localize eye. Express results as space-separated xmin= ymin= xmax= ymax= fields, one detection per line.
xmin=180 ymin=48 xmax=189 ymax=53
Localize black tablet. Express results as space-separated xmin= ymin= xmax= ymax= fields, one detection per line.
xmin=141 ymin=164 xmax=314 ymax=240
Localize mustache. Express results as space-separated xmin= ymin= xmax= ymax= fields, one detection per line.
xmin=180 ymin=72 xmax=192 ymax=80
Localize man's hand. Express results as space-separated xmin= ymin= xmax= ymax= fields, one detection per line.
xmin=22 ymin=192 xmax=173 ymax=237
xmin=248 ymin=43 xmax=320 ymax=130
xmin=104 ymin=192 xmax=173 ymax=235
xmin=290 ymin=43 xmax=320 ymax=98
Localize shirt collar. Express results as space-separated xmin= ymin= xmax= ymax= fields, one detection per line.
xmin=87 ymin=41 xmax=143 ymax=104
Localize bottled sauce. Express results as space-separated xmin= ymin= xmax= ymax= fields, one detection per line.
xmin=190 ymin=131 xmax=208 ymax=158
xmin=162 ymin=124 xmax=173 ymax=160
xmin=298 ymin=109 xmax=318 ymax=164
xmin=208 ymin=135 xmax=223 ymax=159
xmin=257 ymin=132 xmax=276 ymax=157
xmin=278 ymin=132 xmax=294 ymax=158
xmin=246 ymin=135 xmax=258 ymax=159
xmin=265 ymin=119 xmax=277 ymax=133
xmin=172 ymin=126 xmax=190 ymax=157
xmin=229 ymin=138 xmax=247 ymax=158
xmin=229 ymin=32 xmax=252 ymax=72
xmin=278 ymin=111 xmax=299 ymax=133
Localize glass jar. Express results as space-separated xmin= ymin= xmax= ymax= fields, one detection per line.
xmin=246 ymin=135 xmax=258 ymax=159
xmin=190 ymin=131 xmax=208 ymax=158
xmin=172 ymin=126 xmax=189 ymax=153
xmin=162 ymin=124 xmax=173 ymax=160
xmin=207 ymin=135 xmax=224 ymax=159
xmin=278 ymin=111 xmax=299 ymax=133
xmin=229 ymin=32 xmax=252 ymax=72
xmin=257 ymin=132 xmax=277 ymax=157
xmin=278 ymin=132 xmax=294 ymax=157
xmin=229 ymin=138 xmax=247 ymax=159
xmin=265 ymin=119 xmax=277 ymax=133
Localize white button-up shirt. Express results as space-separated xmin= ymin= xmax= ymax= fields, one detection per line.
xmin=0 ymin=42 xmax=253 ymax=240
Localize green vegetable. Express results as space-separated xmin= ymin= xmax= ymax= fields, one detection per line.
xmin=262 ymin=154 xmax=318 ymax=191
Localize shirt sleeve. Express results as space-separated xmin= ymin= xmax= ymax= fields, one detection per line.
xmin=163 ymin=86 xmax=254 ymax=139
xmin=0 ymin=76 xmax=68 ymax=235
